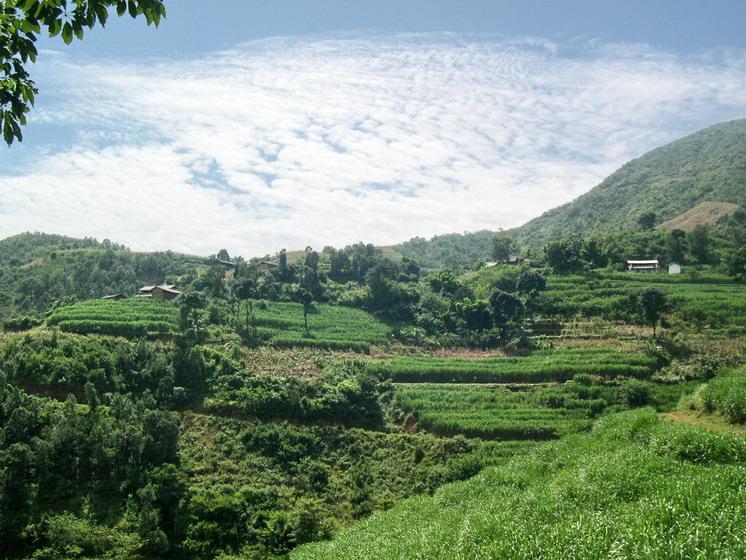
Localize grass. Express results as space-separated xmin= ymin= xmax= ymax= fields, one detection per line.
xmin=688 ymin=365 xmax=746 ymax=424
xmin=251 ymin=300 xmax=390 ymax=352
xmin=47 ymin=298 xmax=178 ymax=337
xmin=367 ymin=347 xmax=658 ymax=383
xmin=292 ymin=408 xmax=746 ymax=559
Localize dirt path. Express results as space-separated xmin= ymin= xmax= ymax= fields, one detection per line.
xmin=662 ymin=411 xmax=746 ymax=437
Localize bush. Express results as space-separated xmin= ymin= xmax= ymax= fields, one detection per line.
xmin=2 ymin=315 xmax=42 ymax=332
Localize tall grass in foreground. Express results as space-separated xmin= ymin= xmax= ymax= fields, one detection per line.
xmin=694 ymin=365 xmax=746 ymax=423
xmin=292 ymin=409 xmax=746 ymax=559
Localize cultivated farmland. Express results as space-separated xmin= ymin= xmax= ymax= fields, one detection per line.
xmin=367 ymin=347 xmax=658 ymax=383
xmin=540 ymin=272 xmax=746 ymax=327
xmin=394 ymin=384 xmax=595 ymax=439
xmin=251 ymin=300 xmax=390 ymax=352
xmin=47 ymin=298 xmax=178 ymax=337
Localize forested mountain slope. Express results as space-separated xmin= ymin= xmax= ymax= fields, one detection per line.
xmin=511 ymin=118 xmax=746 ymax=247
xmin=388 ymin=119 xmax=746 ymax=266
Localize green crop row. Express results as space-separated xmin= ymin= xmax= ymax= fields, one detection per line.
xmin=47 ymin=299 xmax=178 ymax=337
xmin=367 ymin=349 xmax=657 ymax=383
xmin=394 ymin=384 xmax=599 ymax=440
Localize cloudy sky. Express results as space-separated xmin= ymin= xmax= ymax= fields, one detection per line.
xmin=1 ymin=1 xmax=746 ymax=257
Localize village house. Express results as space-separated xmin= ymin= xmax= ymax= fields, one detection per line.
xmin=626 ymin=259 xmax=660 ymax=273
xmin=257 ymin=260 xmax=278 ymax=271
xmin=137 ymin=284 xmax=181 ymax=300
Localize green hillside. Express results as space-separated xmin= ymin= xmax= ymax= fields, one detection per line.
xmin=511 ymin=118 xmax=746 ymax=247
xmin=386 ymin=119 xmax=746 ymax=267
xmin=0 ymin=232 xmax=206 ymax=319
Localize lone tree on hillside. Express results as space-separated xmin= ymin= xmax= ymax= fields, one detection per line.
xmin=491 ymin=233 xmax=514 ymax=263
xmin=300 ymin=289 xmax=313 ymax=332
xmin=1 ymin=0 xmax=166 ymax=145
xmin=634 ymin=288 xmax=669 ymax=336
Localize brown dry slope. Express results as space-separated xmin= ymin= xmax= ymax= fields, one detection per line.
xmin=657 ymin=201 xmax=740 ymax=231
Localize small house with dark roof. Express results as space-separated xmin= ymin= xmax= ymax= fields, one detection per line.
xmin=137 ymin=284 xmax=181 ymax=300
xmin=257 ymin=261 xmax=277 ymax=271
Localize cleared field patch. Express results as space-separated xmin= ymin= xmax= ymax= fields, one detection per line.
xmin=252 ymin=300 xmax=390 ymax=352
xmin=367 ymin=348 xmax=657 ymax=383
xmin=395 ymin=384 xmax=595 ymax=440
xmin=47 ymin=298 xmax=178 ymax=337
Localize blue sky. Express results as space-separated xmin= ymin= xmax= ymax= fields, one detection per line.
xmin=2 ymin=1 xmax=746 ymax=256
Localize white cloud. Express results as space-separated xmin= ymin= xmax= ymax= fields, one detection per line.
xmin=1 ymin=33 xmax=745 ymax=257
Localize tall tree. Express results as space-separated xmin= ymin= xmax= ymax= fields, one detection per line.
xmin=1 ymin=0 xmax=166 ymax=145
xmin=491 ymin=233 xmax=514 ymax=263
xmin=637 ymin=212 xmax=657 ymax=231
xmin=727 ymin=247 xmax=746 ymax=282
xmin=300 ymin=289 xmax=313 ymax=332
xmin=636 ymin=288 xmax=668 ymax=336
xmin=687 ymin=225 xmax=710 ymax=263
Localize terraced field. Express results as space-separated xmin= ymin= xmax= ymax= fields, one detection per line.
xmin=367 ymin=348 xmax=658 ymax=383
xmin=252 ymin=300 xmax=391 ymax=352
xmin=47 ymin=298 xmax=178 ymax=336
xmin=540 ymin=272 xmax=746 ymax=327
xmin=394 ymin=384 xmax=595 ymax=439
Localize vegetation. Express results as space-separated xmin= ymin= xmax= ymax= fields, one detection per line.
xmin=367 ymin=348 xmax=658 ymax=383
xmin=0 ymin=233 xmax=205 ymax=319
xmin=250 ymin=300 xmax=390 ymax=352
xmin=536 ymin=272 xmax=746 ymax=329
xmin=1 ymin=119 xmax=746 ymax=559
xmin=511 ymin=118 xmax=746 ymax=247
xmin=292 ymin=409 xmax=746 ymax=559
xmin=691 ymin=365 xmax=746 ymax=424
xmin=47 ymin=298 xmax=179 ymax=337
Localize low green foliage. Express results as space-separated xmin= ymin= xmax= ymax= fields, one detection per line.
xmin=292 ymin=409 xmax=746 ymax=559
xmin=0 ymin=330 xmax=208 ymax=406
xmin=203 ymin=362 xmax=387 ymax=429
xmin=178 ymin=413 xmax=518 ymax=559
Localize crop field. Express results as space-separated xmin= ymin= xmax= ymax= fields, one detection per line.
xmin=366 ymin=348 xmax=658 ymax=383
xmin=292 ymin=409 xmax=746 ymax=559
xmin=540 ymin=273 xmax=746 ymax=327
xmin=394 ymin=384 xmax=594 ymax=439
xmin=251 ymin=300 xmax=390 ymax=352
xmin=47 ymin=298 xmax=178 ymax=336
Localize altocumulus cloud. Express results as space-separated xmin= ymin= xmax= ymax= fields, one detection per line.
xmin=1 ymin=34 xmax=745 ymax=256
